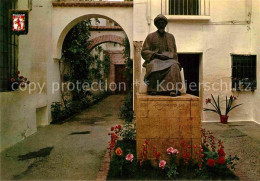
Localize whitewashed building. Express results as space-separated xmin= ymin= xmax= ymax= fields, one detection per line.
xmin=0 ymin=0 xmax=259 ymax=151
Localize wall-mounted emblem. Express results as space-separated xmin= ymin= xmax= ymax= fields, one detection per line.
xmin=9 ymin=10 xmax=28 ymax=35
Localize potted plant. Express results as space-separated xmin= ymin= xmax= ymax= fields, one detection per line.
xmin=203 ymin=94 xmax=242 ymax=124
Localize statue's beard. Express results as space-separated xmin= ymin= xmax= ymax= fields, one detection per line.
xmin=158 ymin=28 xmax=165 ymax=34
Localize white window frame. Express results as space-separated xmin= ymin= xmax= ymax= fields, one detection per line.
xmin=163 ymin=0 xmax=211 ymax=21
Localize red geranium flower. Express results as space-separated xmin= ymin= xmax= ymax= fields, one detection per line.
xmin=206 ymin=98 xmax=211 ymax=104
xmin=20 ymin=83 xmax=25 ymax=88
xmin=145 ymin=140 xmax=149 ymax=146
xmin=156 ymin=151 xmax=160 ymax=159
xmin=217 ymin=156 xmax=226 ymax=165
xmin=218 ymin=148 xmax=225 ymax=157
xmin=11 ymin=78 xmax=15 ymax=82
xmin=117 ymin=125 xmax=121 ymax=130
xmin=207 ymin=158 xmax=216 ymax=167
xmin=111 ymin=127 xmax=114 ymax=131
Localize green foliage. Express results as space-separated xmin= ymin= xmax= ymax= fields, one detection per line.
xmin=167 ymin=163 xmax=178 ymax=179
xmin=166 ymin=155 xmax=179 ymax=179
xmin=204 ymin=150 xmax=218 ymax=160
xmin=102 ymin=53 xmax=111 ymax=78
xmin=225 ymin=95 xmax=242 ymax=116
xmin=123 ymin=37 xmax=133 ymax=87
xmin=120 ymin=123 xmax=136 ymax=141
xmin=108 ymin=140 xmax=165 ymax=180
xmin=226 ymin=155 xmax=240 ymax=171
xmin=51 ymin=91 xmax=110 ymax=124
xmin=51 ymin=102 xmax=64 ymax=123
xmin=51 ymin=19 xmax=111 ymax=124
xmin=119 ymin=37 xmax=134 ymax=123
xmin=107 ymin=141 xmax=239 ymax=180
xmin=119 ymin=90 xmax=134 ymax=123
xmin=203 ymin=94 xmax=242 ymax=116
xmin=62 ymin=19 xmax=94 ymax=101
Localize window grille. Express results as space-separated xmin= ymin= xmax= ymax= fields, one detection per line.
xmin=167 ymin=0 xmax=210 ymax=16
xmin=232 ymin=55 xmax=257 ymax=91
xmin=0 ymin=0 xmax=18 ymax=91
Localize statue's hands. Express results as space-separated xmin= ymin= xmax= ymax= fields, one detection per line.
xmin=154 ymin=53 xmax=169 ymax=60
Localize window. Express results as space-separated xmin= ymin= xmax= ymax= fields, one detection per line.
xmin=169 ymin=0 xmax=199 ymax=15
xmin=232 ymin=55 xmax=257 ymax=91
xmin=167 ymin=0 xmax=210 ymax=16
xmin=0 ymin=0 xmax=18 ymax=91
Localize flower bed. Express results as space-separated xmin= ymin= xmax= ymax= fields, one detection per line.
xmin=107 ymin=125 xmax=239 ymax=180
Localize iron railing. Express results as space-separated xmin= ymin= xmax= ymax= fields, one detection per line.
xmin=166 ymin=0 xmax=210 ymax=16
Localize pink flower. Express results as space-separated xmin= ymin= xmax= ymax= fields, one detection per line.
xmin=172 ymin=149 xmax=179 ymax=154
xmin=159 ymin=160 xmax=166 ymax=169
xmin=167 ymin=147 xmax=174 ymax=154
xmin=167 ymin=147 xmax=179 ymax=155
xmin=125 ymin=154 xmax=134 ymax=162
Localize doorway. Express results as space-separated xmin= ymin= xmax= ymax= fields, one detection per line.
xmin=178 ymin=54 xmax=200 ymax=96
xmin=115 ymin=64 xmax=128 ymax=93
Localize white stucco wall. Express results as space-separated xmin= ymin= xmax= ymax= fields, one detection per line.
xmin=251 ymin=0 xmax=260 ymax=123
xmin=0 ymin=0 xmax=58 ymax=152
xmin=134 ymin=0 xmax=260 ymax=123
xmin=1 ymin=0 xmax=259 ymax=152
xmin=1 ymin=1 xmax=133 ymax=152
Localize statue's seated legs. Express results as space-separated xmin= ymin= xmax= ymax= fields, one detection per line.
xmin=147 ymin=63 xmax=182 ymax=96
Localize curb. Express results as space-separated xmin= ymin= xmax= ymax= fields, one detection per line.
xmin=96 ymin=150 xmax=110 ymax=181
xmin=232 ymin=168 xmax=252 ymax=181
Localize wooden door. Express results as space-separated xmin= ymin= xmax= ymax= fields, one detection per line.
xmin=115 ymin=64 xmax=128 ymax=93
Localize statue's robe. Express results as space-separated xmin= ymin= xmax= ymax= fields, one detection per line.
xmin=141 ymin=31 xmax=182 ymax=92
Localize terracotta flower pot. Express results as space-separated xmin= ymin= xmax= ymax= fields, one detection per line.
xmin=220 ymin=115 xmax=229 ymax=124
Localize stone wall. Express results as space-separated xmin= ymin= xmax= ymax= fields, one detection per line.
xmin=136 ymin=94 xmax=201 ymax=162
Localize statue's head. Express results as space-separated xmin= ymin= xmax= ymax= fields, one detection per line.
xmin=154 ymin=14 xmax=168 ymax=33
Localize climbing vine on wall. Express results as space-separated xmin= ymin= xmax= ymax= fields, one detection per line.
xmin=120 ymin=37 xmax=134 ymax=123
xmin=103 ymin=52 xmax=111 ymax=78
xmin=51 ymin=19 xmax=111 ymax=124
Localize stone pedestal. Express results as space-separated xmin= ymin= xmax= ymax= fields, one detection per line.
xmin=136 ymin=94 xmax=202 ymax=162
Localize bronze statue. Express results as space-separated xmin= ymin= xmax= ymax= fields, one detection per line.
xmin=141 ymin=14 xmax=183 ymax=96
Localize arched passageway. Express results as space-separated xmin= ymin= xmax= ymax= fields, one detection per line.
xmin=87 ymin=35 xmax=125 ymax=51
xmin=52 ymin=4 xmax=133 ymax=60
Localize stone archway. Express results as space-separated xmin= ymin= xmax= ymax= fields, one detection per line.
xmin=87 ymin=35 xmax=125 ymax=51
xmin=52 ymin=6 xmax=133 ymax=60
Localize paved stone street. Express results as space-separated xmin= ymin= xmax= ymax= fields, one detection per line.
xmin=1 ymin=95 xmax=260 ymax=181
xmin=0 ymin=95 xmax=125 ymax=180
xmin=202 ymin=121 xmax=260 ymax=181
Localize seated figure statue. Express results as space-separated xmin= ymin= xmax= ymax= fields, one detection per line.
xmin=141 ymin=14 xmax=183 ymax=96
